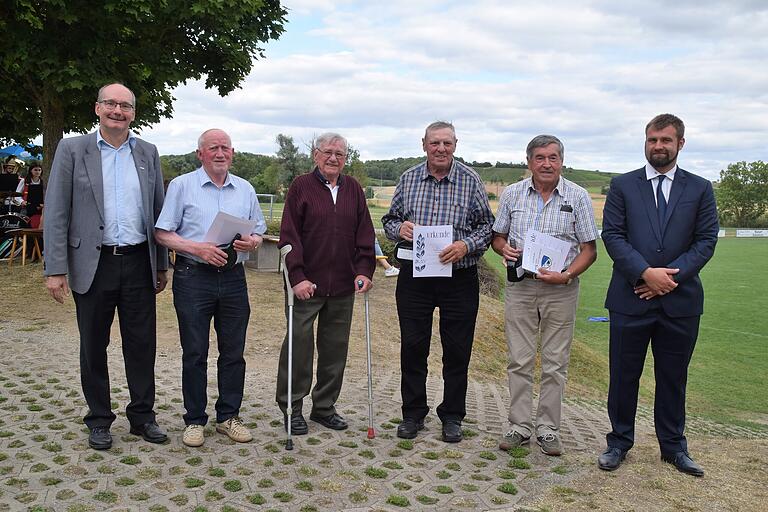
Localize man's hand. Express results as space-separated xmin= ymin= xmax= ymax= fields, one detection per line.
xmin=46 ymin=275 xmax=70 ymax=304
xmin=501 ymin=243 xmax=522 ymax=266
xmin=638 ymin=267 xmax=679 ymax=296
xmin=399 ymin=221 xmax=415 ymax=241
xmin=195 ymin=242 xmax=229 ymax=267
xmin=293 ymin=280 xmax=317 ymax=300
xmin=439 ymin=241 xmax=468 ymax=264
xmin=355 ymin=275 xmax=373 ymax=293
xmin=234 ymin=234 xmax=263 ymax=253
xmin=156 ymin=271 xmax=168 ymax=294
xmin=536 ymin=268 xmax=570 ymax=285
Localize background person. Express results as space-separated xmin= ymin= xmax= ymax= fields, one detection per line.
xmin=2 ymin=157 xmax=26 ymax=212
xmin=382 ymin=121 xmax=494 ymax=443
xmin=23 ymin=161 xmax=45 ymax=228
xmin=277 ymin=132 xmax=375 ymax=434
xmin=43 ymin=83 xmax=169 ymax=450
xmin=155 ymin=128 xmax=265 ymax=448
xmin=599 ymin=114 xmax=718 ymax=476
xmin=491 ymin=135 xmax=598 ymax=456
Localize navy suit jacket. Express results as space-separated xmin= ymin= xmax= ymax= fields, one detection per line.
xmin=602 ymin=167 xmax=718 ymax=318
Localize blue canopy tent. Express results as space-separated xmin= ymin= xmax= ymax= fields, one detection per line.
xmin=0 ymin=145 xmax=42 ymax=161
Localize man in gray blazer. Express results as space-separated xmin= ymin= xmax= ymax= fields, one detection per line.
xmin=44 ymin=83 xmax=169 ymax=450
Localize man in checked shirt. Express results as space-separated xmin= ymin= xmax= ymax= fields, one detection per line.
xmin=383 ymin=121 xmax=494 ymax=443
xmin=491 ymin=135 xmax=598 ymax=456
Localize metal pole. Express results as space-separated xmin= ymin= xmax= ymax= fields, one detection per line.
xmin=358 ymin=279 xmax=376 ymax=439
xmin=280 ymin=244 xmax=294 ymax=450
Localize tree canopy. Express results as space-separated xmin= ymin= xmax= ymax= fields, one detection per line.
xmin=0 ymin=0 xmax=286 ymax=173
xmin=715 ymin=161 xmax=768 ymax=228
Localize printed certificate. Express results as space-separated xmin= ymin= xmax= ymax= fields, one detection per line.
xmin=413 ymin=225 xmax=453 ymax=277
xmin=522 ymin=229 xmax=570 ymax=274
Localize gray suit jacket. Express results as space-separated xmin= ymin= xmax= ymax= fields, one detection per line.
xmin=43 ymin=131 xmax=168 ymax=294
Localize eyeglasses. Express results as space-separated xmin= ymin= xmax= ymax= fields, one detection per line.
xmin=318 ymin=149 xmax=347 ymax=160
xmin=98 ymin=99 xmax=135 ymax=112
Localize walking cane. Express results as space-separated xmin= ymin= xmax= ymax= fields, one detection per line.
xmin=280 ymin=245 xmax=295 ymax=451
xmin=358 ymin=279 xmax=376 ymax=439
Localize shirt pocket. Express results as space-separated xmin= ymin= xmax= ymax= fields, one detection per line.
xmin=446 ymin=201 xmax=468 ymax=229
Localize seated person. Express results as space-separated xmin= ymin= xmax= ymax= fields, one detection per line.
xmin=2 ymin=157 xmax=26 ymax=212
xmin=375 ymin=237 xmax=399 ymax=277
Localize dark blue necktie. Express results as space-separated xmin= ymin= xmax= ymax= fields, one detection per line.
xmin=656 ymin=174 xmax=667 ymax=226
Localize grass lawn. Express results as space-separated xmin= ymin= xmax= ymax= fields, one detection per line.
xmin=485 ymin=238 xmax=768 ymax=429
xmin=261 ymin=203 xmax=390 ymax=229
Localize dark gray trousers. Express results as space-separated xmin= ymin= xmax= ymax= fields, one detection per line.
xmin=276 ymin=293 xmax=355 ymax=417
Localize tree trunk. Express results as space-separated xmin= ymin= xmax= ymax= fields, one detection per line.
xmin=40 ymin=94 xmax=65 ymax=182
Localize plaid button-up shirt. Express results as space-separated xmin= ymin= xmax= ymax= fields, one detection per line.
xmin=383 ymin=159 xmax=494 ymax=269
xmin=492 ymin=176 xmax=598 ymax=268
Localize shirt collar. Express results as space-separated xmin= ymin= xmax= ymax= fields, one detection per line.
xmin=645 ymin=162 xmax=677 ymax=181
xmin=313 ymin=166 xmax=343 ymax=186
xmin=196 ymin=166 xmax=234 ymax=188
xmin=526 ymin=175 xmax=566 ymax=196
xmin=96 ymin=129 xmax=136 ymax=150
xmin=420 ymin=159 xmax=457 ymax=182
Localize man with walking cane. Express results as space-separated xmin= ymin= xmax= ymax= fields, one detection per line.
xmin=276 ymin=132 xmax=375 ymax=435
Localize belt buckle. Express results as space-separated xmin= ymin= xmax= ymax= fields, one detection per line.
xmin=112 ymin=245 xmax=121 ymax=256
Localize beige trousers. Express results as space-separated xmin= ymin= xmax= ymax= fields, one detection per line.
xmin=504 ymin=277 xmax=579 ymax=437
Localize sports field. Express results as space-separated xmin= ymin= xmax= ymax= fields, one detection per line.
xmin=486 ymin=237 xmax=768 ymax=429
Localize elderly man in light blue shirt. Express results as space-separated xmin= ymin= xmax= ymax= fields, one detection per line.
xmin=155 ymin=128 xmax=265 ymax=448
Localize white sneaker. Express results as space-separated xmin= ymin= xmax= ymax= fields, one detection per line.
xmin=182 ymin=424 xmax=205 ymax=447
xmin=216 ymin=416 xmax=253 ymax=443
xmin=385 ymin=267 xmax=400 ymax=277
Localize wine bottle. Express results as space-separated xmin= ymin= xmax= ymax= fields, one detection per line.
xmin=506 ymin=239 xmax=524 ymax=282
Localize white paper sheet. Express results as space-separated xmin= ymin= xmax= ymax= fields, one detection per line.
xmin=522 ymin=229 xmax=570 ymax=274
xmin=204 ymin=212 xmax=258 ymax=245
xmin=413 ymin=225 xmax=453 ymax=277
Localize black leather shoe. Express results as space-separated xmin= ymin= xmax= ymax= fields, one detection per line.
xmin=396 ymin=418 xmax=424 ymax=439
xmin=129 ymin=421 xmax=168 ymax=444
xmin=88 ymin=426 xmax=112 ymax=450
xmin=310 ymin=412 xmax=348 ymax=431
xmin=598 ymin=446 xmax=627 ymax=471
xmin=661 ymin=451 xmax=704 ymax=477
xmin=284 ymin=413 xmax=308 ymax=435
xmin=442 ymin=420 xmax=463 ymax=443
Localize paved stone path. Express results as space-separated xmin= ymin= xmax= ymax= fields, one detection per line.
xmin=1 ymin=319 xmax=765 ymax=511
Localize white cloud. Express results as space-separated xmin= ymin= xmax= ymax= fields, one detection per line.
xmin=138 ymin=0 xmax=768 ymax=181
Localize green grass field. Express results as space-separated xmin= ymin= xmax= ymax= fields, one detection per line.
xmin=486 ymin=238 xmax=768 ymax=429
xmin=261 ymin=203 xmax=391 ymax=229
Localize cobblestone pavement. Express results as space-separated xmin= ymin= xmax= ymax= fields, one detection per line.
xmin=1 ymin=319 xmax=765 ymax=512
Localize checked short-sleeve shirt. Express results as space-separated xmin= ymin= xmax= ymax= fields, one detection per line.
xmin=493 ymin=176 xmax=598 ymax=268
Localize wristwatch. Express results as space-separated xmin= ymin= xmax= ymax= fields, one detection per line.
xmin=563 ymin=271 xmax=573 ymax=285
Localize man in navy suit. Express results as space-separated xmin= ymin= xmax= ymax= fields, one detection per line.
xmin=598 ymin=114 xmax=718 ymax=476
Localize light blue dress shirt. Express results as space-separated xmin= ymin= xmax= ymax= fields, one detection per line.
xmin=97 ymin=130 xmax=146 ymax=245
xmin=155 ymin=167 xmax=266 ymax=263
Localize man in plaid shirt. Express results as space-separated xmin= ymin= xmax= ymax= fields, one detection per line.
xmin=383 ymin=121 xmax=494 ymax=443
xmin=491 ymin=135 xmax=598 ymax=456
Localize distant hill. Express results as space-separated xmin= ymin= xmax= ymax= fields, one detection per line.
xmin=476 ymin=166 xmax=618 ymax=191
xmin=161 ymin=151 xmax=618 ymax=194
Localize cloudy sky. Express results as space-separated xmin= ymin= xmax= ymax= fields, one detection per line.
xmin=140 ymin=0 xmax=768 ymax=180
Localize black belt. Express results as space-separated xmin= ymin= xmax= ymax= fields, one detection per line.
xmin=175 ymin=254 xmax=241 ymax=272
xmin=101 ymin=241 xmax=147 ymax=256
